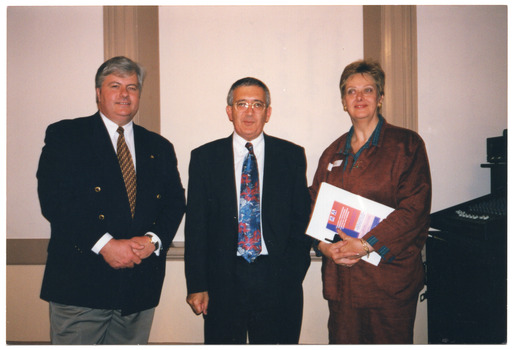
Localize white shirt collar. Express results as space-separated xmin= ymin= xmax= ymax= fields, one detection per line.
xmin=99 ymin=112 xmax=134 ymax=136
xmin=232 ymin=131 xmax=264 ymax=153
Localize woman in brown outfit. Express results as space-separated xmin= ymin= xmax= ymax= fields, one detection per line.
xmin=310 ymin=60 xmax=431 ymax=344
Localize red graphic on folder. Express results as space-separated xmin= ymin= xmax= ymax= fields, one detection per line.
xmin=326 ymin=201 xmax=382 ymax=238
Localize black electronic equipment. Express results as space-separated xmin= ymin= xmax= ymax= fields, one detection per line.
xmin=487 ymin=129 xmax=507 ymax=163
xmin=429 ymin=193 xmax=506 ymax=241
xmin=426 ymin=131 xmax=507 ymax=344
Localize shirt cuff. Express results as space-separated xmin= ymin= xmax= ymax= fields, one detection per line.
xmin=91 ymin=233 xmax=113 ymax=254
xmin=145 ymin=232 xmax=162 ymax=256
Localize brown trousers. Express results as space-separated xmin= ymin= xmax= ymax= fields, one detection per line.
xmin=327 ymin=296 xmax=418 ymax=344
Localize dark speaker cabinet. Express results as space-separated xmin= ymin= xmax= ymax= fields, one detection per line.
xmin=426 ymin=231 xmax=506 ymax=344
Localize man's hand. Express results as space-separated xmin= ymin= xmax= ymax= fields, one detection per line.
xmin=131 ymin=235 xmax=156 ymax=260
xmin=99 ymin=238 xmax=144 ymax=269
xmin=186 ymin=291 xmax=209 ymax=315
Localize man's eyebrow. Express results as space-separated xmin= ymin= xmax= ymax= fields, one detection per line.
xmin=235 ymin=99 xmax=264 ymax=102
xmin=107 ymin=81 xmax=139 ymax=88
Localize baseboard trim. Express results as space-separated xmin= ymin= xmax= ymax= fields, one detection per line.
xmin=6 ymin=239 xmax=185 ymax=265
xmin=7 ymin=239 xmax=318 ymax=265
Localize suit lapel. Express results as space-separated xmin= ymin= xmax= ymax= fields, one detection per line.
xmin=214 ymin=136 xmax=238 ymax=212
xmin=133 ymin=125 xmax=153 ymax=219
xmin=90 ymin=113 xmax=123 ymax=179
xmin=90 ymin=113 xmax=132 ymax=218
xmin=261 ymin=135 xmax=284 ymax=252
xmin=262 ymin=134 xmax=279 ymax=208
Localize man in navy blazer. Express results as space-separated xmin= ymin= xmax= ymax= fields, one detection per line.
xmin=37 ymin=56 xmax=186 ymax=344
xmin=185 ymin=77 xmax=311 ymax=344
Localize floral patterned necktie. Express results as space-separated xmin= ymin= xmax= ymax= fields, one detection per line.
xmin=237 ymin=142 xmax=261 ymax=263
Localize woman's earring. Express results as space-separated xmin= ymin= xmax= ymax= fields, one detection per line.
xmin=343 ymin=105 xmax=348 ymax=111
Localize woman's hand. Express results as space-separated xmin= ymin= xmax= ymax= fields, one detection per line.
xmin=317 ymin=233 xmax=360 ymax=268
xmin=318 ymin=229 xmax=373 ymax=267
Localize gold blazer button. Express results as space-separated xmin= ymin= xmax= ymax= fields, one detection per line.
xmin=156 ymin=194 xmax=162 ymax=199
xmin=98 ymin=214 xmax=105 ymax=220
xmin=94 ymin=187 xmax=101 ymax=192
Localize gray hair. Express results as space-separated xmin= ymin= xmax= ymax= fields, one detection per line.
xmin=227 ymin=77 xmax=271 ymax=106
xmin=95 ymin=56 xmax=145 ymax=100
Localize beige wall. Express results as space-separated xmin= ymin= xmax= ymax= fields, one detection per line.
xmin=6 ymin=260 xmax=329 ymax=344
xmin=417 ymin=5 xmax=508 ymax=211
xmin=6 ymin=5 xmax=507 ymax=345
xmin=159 ymin=6 xmax=363 ymax=240
xmin=6 ymin=260 xmax=426 ymax=344
xmin=7 ymin=6 xmax=104 ymax=240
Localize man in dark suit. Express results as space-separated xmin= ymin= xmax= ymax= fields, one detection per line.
xmin=185 ymin=77 xmax=311 ymax=344
xmin=37 ymin=56 xmax=186 ymax=344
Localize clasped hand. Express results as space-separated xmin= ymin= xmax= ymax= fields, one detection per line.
xmin=318 ymin=230 xmax=366 ymax=268
xmin=100 ymin=236 xmax=155 ymax=269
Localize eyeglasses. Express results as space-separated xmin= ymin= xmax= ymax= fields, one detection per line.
xmin=233 ymin=101 xmax=266 ymax=112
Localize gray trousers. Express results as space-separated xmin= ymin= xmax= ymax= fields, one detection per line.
xmin=49 ymin=302 xmax=155 ymax=345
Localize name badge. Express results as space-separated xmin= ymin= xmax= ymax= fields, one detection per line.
xmin=327 ymin=159 xmax=343 ymax=171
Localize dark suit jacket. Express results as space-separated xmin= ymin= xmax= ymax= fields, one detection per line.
xmin=184 ymin=134 xmax=311 ymax=307
xmin=37 ymin=112 xmax=185 ymax=315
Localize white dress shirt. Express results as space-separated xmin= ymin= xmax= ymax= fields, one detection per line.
xmin=100 ymin=112 xmax=137 ymax=169
xmin=233 ymin=132 xmax=268 ymax=255
xmin=91 ymin=113 xmax=161 ymax=256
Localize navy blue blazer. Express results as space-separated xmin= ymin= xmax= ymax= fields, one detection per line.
xmin=184 ymin=134 xmax=311 ymax=305
xmin=37 ymin=112 xmax=185 ymax=315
